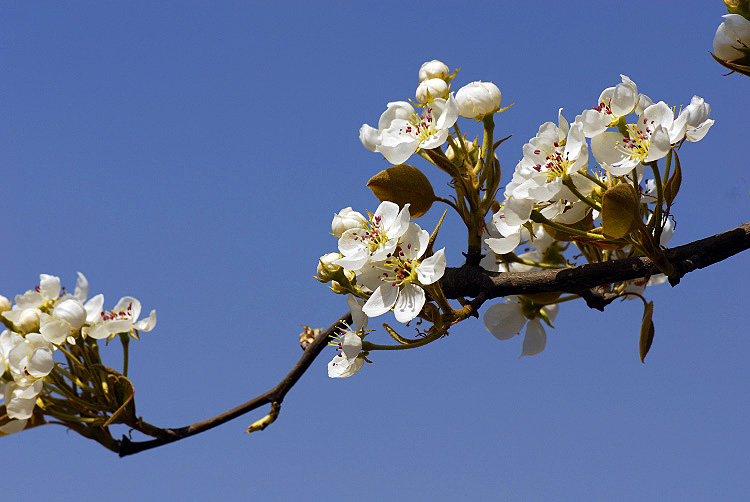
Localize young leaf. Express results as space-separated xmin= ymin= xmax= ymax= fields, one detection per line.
xmin=664 ymin=150 xmax=682 ymax=207
xmin=367 ymin=164 xmax=436 ymax=218
xmin=639 ymin=300 xmax=655 ymax=363
xmin=601 ymin=183 xmax=639 ymax=239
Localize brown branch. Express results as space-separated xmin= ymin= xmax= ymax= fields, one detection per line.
xmin=116 ymin=312 xmax=352 ymax=457
xmin=440 ymin=222 xmax=750 ymax=309
xmin=114 ymin=222 xmax=750 ymax=456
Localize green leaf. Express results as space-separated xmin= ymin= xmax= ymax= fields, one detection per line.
xmin=367 ymin=164 xmax=436 ymax=218
xmin=601 ymin=183 xmax=639 ymax=239
xmin=664 ymin=149 xmax=682 ymax=207
xmin=639 ymin=300 xmax=655 ymax=363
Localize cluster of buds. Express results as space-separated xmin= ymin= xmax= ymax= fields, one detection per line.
xmin=0 ymin=273 xmax=156 ymax=435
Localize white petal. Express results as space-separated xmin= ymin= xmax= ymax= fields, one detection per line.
xmin=417 ymin=249 xmax=446 ymax=285
xmin=133 ymin=310 xmax=157 ymax=332
xmin=486 ymin=233 xmax=521 ymax=255
xmin=520 ymin=320 xmax=546 ymax=357
xmin=328 ymin=354 xmax=365 ymax=378
xmin=483 ymin=302 xmax=527 ymax=340
xmin=346 ymin=295 xmax=368 ymax=331
xmin=74 ymin=272 xmax=89 ymax=302
xmin=393 ymin=284 xmax=425 ymax=323
xmin=40 ymin=319 xmax=70 ymax=345
xmin=39 ymin=274 xmax=61 ymax=300
xmin=362 ymin=283 xmax=399 ymax=318
xmin=359 ymin=124 xmax=381 ymax=151
xmin=84 ymin=294 xmax=104 ymax=324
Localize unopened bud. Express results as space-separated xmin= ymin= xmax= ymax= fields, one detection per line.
xmin=332 ymin=207 xmax=366 ymax=238
xmin=18 ymin=309 xmax=41 ymax=333
xmin=455 ymin=81 xmax=502 ymax=119
xmin=416 ymin=78 xmax=449 ymax=104
xmin=317 ymin=253 xmax=342 ymax=282
xmin=330 ymin=270 xmax=356 ymax=294
xmin=0 ymin=295 xmax=10 ymax=313
xmin=446 ymin=137 xmax=479 ymax=164
xmin=418 ymin=60 xmax=450 ymax=82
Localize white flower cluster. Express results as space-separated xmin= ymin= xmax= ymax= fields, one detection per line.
xmin=480 ymin=75 xmax=712 ymax=356
xmin=359 ymin=59 xmax=502 ymax=165
xmin=487 ymin=75 xmax=712 ymax=257
xmin=0 ymin=273 xmax=156 ymax=434
xmin=320 ymin=201 xmax=447 ymax=377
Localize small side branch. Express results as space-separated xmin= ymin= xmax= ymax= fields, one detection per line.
xmin=116 ymin=311 xmax=352 ymax=457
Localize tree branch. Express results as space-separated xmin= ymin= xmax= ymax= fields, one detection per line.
xmin=116 ymin=312 xmax=352 ymax=457
xmin=114 ymin=222 xmax=749 ymax=456
xmin=440 ymin=222 xmax=750 ymax=307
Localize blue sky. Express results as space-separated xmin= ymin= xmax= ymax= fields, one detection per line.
xmin=2 ymin=2 xmax=749 ymax=500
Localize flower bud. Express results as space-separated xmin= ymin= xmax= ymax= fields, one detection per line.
xmin=330 ymin=270 xmax=356 ymax=295
xmin=0 ymin=295 xmax=10 ymax=313
xmin=18 ymin=309 xmax=41 ymax=334
xmin=317 ymin=252 xmax=342 ymax=282
xmin=455 ymin=81 xmax=502 ymax=119
xmin=416 ymin=78 xmax=449 ymax=104
xmin=446 ymin=137 xmax=479 ymax=164
xmin=332 ymin=207 xmax=366 ymax=238
xmin=53 ymin=299 xmax=87 ymax=330
xmin=418 ymin=60 xmax=450 ymax=82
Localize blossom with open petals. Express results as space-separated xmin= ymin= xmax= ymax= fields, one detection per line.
xmin=359 ymin=101 xmax=415 ymax=152
xmin=483 ymin=297 xmax=558 ymax=357
xmin=328 ymin=295 xmax=368 ymax=378
xmin=576 ymin=75 xmax=639 ymax=138
xmin=83 ymin=296 xmax=156 ymax=340
xmin=591 ymin=101 xmax=685 ymax=176
xmin=377 ymin=95 xmax=459 ymax=165
xmin=359 ymin=223 xmax=446 ymax=323
xmin=334 ymin=201 xmax=410 ymax=272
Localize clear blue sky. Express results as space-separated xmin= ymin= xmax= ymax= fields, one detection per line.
xmin=2 ymin=2 xmax=749 ymax=500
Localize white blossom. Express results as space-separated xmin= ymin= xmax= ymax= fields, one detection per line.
xmin=713 ymin=14 xmax=750 ymax=62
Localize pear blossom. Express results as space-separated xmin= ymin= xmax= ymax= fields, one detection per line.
xmin=334 ymin=201 xmax=410 ymax=272
xmin=483 ymin=297 xmax=558 ymax=357
xmin=377 ymin=95 xmax=459 ymax=165
xmin=416 ymin=78 xmax=449 ymax=104
xmin=328 ymin=295 xmax=368 ymax=378
xmin=3 ymin=380 xmax=44 ymax=420
xmin=455 ymin=81 xmax=502 ymax=119
xmin=508 ymin=114 xmax=589 ymax=203
xmin=576 ymin=75 xmax=639 ymax=138
xmin=418 ymin=59 xmax=450 ymax=82
xmin=12 ymin=274 xmax=61 ymax=310
xmin=359 ymin=101 xmax=415 ymax=152
xmin=83 ymin=296 xmax=156 ymax=340
xmin=713 ymin=14 xmax=750 ymax=62
xmin=359 ymin=223 xmax=446 ymax=323
xmin=678 ymin=96 xmax=714 ymax=142
xmin=8 ymin=333 xmax=55 ymax=382
xmin=331 ymin=207 xmax=367 ymax=238
xmin=591 ymin=101 xmax=685 ymax=176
